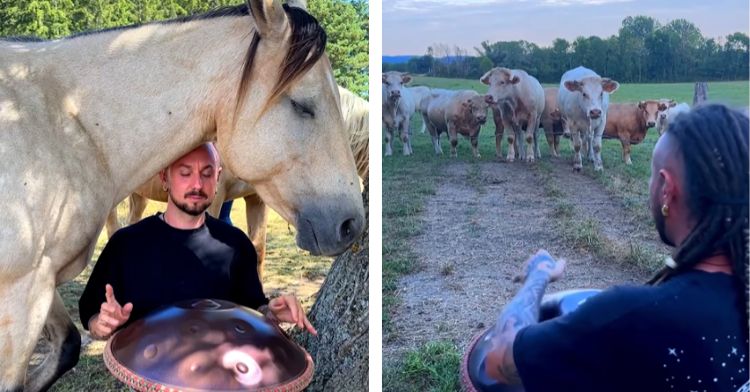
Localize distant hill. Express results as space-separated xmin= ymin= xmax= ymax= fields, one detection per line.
xmin=382 ymin=55 xmax=415 ymax=64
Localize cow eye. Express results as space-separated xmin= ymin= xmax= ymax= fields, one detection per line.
xmin=291 ymin=99 xmax=314 ymax=118
xmin=582 ymin=92 xmax=589 ymax=99
xmin=383 ymin=81 xmax=390 ymax=86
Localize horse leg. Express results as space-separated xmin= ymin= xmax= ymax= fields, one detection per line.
xmin=104 ymin=206 xmax=120 ymax=238
xmin=0 ymin=268 xmax=55 ymax=392
xmin=127 ymin=193 xmax=149 ymax=225
xmin=25 ymin=291 xmax=80 ymax=392
xmin=244 ymin=194 xmax=268 ymax=279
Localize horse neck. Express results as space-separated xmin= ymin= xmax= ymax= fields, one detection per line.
xmin=31 ymin=17 xmax=251 ymax=203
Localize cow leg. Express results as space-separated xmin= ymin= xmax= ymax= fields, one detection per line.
xmin=543 ymin=122 xmax=558 ymax=157
xmin=592 ymin=129 xmax=604 ymax=171
xmin=620 ymin=138 xmax=632 ymax=165
xmin=492 ymin=107 xmax=504 ymax=159
xmin=470 ymin=134 xmax=481 ymax=159
xmin=25 ymin=291 xmax=80 ymax=392
xmin=428 ymin=124 xmax=443 ymax=155
xmin=448 ymin=123 xmax=459 ymax=158
xmin=244 ymin=194 xmax=268 ymax=278
xmin=400 ymin=122 xmax=412 ymax=156
xmin=0 ymin=267 xmax=56 ymax=392
xmin=571 ymin=129 xmax=583 ymax=172
xmin=127 ymin=193 xmax=148 ymax=225
xmin=384 ymin=127 xmax=393 ymax=156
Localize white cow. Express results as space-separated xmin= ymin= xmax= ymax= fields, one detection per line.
xmin=558 ymin=66 xmax=619 ymax=171
xmin=481 ymin=67 xmax=545 ymax=162
xmin=382 ymin=71 xmax=416 ymax=156
xmin=656 ymin=102 xmax=690 ymax=135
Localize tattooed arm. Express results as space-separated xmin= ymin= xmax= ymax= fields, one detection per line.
xmin=484 ymin=250 xmax=566 ymax=385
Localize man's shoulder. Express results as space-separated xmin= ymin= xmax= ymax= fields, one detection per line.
xmin=110 ymin=214 xmax=162 ymax=241
xmin=204 ymin=215 xmax=253 ymax=244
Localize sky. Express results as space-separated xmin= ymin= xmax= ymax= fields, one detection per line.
xmin=383 ymin=0 xmax=750 ymax=55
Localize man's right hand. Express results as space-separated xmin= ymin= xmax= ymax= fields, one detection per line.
xmin=89 ymin=284 xmax=133 ymax=340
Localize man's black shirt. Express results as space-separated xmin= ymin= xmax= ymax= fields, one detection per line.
xmin=79 ymin=213 xmax=268 ymax=330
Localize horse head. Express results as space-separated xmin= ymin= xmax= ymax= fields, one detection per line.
xmin=217 ymin=0 xmax=364 ymax=257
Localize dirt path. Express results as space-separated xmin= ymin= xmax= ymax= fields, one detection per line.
xmin=383 ymin=158 xmax=670 ymax=362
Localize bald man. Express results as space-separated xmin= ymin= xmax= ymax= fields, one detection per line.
xmin=481 ymin=104 xmax=748 ymax=391
xmin=79 ymin=143 xmax=316 ymax=340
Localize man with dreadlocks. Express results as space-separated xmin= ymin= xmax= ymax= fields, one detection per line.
xmin=481 ymin=103 xmax=749 ymax=392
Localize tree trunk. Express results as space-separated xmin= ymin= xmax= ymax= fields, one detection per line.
xmin=292 ymin=180 xmax=369 ymax=392
xmin=693 ymin=82 xmax=709 ymax=106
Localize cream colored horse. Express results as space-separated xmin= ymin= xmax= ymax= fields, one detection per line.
xmin=0 ymin=1 xmax=364 ymax=390
xmin=105 ymin=87 xmax=368 ymax=277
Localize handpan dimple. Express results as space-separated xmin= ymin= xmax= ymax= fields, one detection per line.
xmin=104 ymin=299 xmax=314 ymax=392
xmin=142 ymin=344 xmax=157 ymax=359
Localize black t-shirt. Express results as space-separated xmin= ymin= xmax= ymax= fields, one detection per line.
xmin=514 ymin=270 xmax=749 ymax=392
xmin=79 ymin=213 xmax=269 ymax=330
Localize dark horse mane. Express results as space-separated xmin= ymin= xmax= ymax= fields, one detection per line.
xmin=2 ymin=4 xmax=327 ymax=112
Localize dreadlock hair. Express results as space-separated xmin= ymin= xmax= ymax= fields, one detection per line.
xmin=647 ymin=103 xmax=749 ymax=312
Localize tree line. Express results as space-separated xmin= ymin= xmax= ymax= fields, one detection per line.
xmin=384 ymin=16 xmax=748 ymax=84
xmin=0 ymin=0 xmax=369 ymax=97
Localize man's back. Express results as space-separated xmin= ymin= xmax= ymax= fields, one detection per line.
xmin=514 ymin=270 xmax=748 ymax=392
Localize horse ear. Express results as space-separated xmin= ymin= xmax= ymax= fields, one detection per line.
xmin=247 ymin=0 xmax=289 ymax=40
xmin=286 ymin=0 xmax=307 ymax=9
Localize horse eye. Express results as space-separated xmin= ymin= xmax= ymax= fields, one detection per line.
xmin=291 ymin=99 xmax=314 ymax=118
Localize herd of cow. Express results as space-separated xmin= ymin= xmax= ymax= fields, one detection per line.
xmin=382 ymin=66 xmax=691 ymax=171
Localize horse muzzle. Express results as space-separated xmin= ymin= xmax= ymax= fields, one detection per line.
xmin=295 ymin=202 xmax=365 ymax=256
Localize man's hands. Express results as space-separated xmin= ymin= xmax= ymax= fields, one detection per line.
xmin=515 ymin=249 xmax=566 ymax=283
xmin=268 ymin=295 xmax=317 ymax=335
xmin=89 ymin=284 xmax=133 ymax=340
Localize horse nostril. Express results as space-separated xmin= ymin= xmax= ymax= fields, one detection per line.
xmin=339 ymin=218 xmax=358 ymax=242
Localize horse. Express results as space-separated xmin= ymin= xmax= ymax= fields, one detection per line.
xmin=104 ymin=86 xmax=369 ymax=277
xmin=0 ymin=0 xmax=364 ymax=390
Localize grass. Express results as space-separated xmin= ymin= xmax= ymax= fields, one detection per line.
xmin=50 ymin=200 xmax=330 ymax=392
xmin=383 ymin=77 xmax=748 ymax=390
xmin=384 ymin=341 xmax=461 ymax=392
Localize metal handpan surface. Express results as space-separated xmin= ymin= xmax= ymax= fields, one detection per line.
xmin=461 ymin=289 xmax=602 ymax=392
xmin=103 ymin=299 xmax=313 ymax=392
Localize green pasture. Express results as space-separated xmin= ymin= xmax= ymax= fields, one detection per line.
xmin=52 ymin=201 xmax=330 ymax=391
xmin=383 ymin=77 xmax=749 ymax=391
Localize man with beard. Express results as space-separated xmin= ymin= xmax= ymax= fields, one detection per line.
xmin=79 ymin=143 xmax=316 ymax=340
xmin=481 ymin=104 xmax=748 ymax=391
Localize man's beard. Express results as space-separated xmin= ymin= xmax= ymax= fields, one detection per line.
xmin=171 ymin=189 xmax=211 ymax=216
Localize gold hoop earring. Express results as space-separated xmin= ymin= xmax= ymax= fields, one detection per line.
xmin=661 ymin=204 xmax=669 ymax=217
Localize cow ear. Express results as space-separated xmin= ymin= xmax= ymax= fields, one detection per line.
xmin=658 ymin=103 xmax=668 ymax=111
xmin=247 ymin=0 xmax=288 ymax=41
xmin=511 ymin=75 xmax=521 ymax=84
xmin=402 ymin=73 xmax=412 ymax=84
xmin=638 ymin=101 xmax=645 ymax=110
xmin=480 ymin=69 xmax=493 ymax=85
xmin=564 ymin=80 xmax=581 ymax=92
xmin=382 ymin=74 xmax=388 ymax=83
xmin=669 ymin=101 xmax=677 ymax=108
xmin=601 ymin=78 xmax=619 ymax=93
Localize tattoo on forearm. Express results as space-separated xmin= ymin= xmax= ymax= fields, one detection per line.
xmin=489 ymin=269 xmax=551 ymax=384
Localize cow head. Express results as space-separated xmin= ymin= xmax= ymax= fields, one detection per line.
xmin=657 ymin=99 xmax=677 ymax=121
xmin=463 ymin=94 xmax=489 ymax=125
xmin=382 ymin=71 xmax=411 ymax=102
xmin=563 ymin=76 xmax=619 ymax=120
xmin=480 ymin=67 xmax=520 ymax=105
xmin=638 ymin=100 xmax=662 ymax=129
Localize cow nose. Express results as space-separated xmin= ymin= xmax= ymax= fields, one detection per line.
xmin=589 ymin=109 xmax=602 ymax=119
xmin=390 ymin=91 xmax=400 ymax=99
xmin=647 ymin=121 xmax=656 ymax=128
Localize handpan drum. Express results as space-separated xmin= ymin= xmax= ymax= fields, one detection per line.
xmin=103 ymin=299 xmax=313 ymax=392
xmin=461 ymin=289 xmax=602 ymax=392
